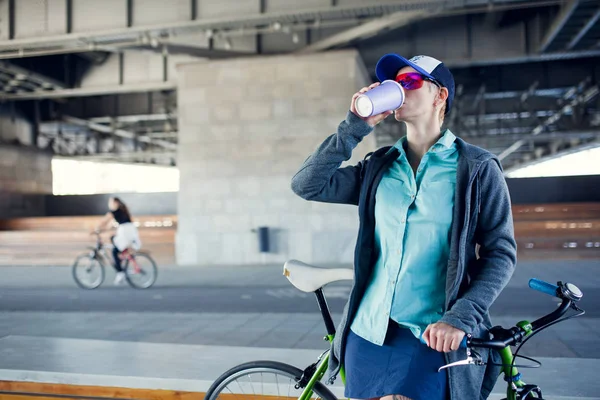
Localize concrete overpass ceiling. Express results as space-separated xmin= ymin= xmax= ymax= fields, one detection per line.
xmin=0 ymin=0 xmax=598 ymax=170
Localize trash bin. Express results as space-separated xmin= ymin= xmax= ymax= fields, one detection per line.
xmin=257 ymin=226 xmax=270 ymax=253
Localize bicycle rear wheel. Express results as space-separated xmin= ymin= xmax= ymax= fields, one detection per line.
xmin=204 ymin=360 xmax=337 ymax=400
xmin=123 ymin=252 xmax=157 ymax=289
xmin=72 ymin=254 xmax=105 ymax=289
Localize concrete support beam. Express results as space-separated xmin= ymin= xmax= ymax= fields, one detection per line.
xmin=567 ymin=8 xmax=600 ymax=50
xmin=63 ymin=115 xmax=177 ymax=151
xmin=0 ymin=0 xmax=564 ymax=61
xmin=0 ymin=81 xmax=176 ymax=100
xmin=88 ymin=114 xmax=173 ymax=124
xmin=499 ymin=82 xmax=599 ymax=161
xmin=299 ymin=9 xmax=431 ymax=53
xmin=0 ymin=61 xmax=65 ymax=91
xmin=538 ymin=0 xmax=579 ymax=52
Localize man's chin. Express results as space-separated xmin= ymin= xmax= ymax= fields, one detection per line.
xmin=394 ymin=109 xmax=406 ymax=121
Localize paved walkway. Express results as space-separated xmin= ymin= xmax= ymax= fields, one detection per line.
xmin=0 ymin=335 xmax=599 ymax=399
xmin=0 ymin=259 xmax=598 ymax=398
xmin=2 ymin=259 xmax=599 ymax=288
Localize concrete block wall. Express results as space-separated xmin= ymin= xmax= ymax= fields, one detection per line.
xmin=176 ymin=49 xmax=376 ymax=266
xmin=0 ymin=145 xmax=52 ymax=218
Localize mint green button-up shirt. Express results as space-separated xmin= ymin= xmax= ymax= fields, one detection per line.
xmin=350 ymin=129 xmax=458 ymax=345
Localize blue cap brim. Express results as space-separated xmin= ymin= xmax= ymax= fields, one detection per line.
xmin=375 ymin=54 xmax=435 ymax=82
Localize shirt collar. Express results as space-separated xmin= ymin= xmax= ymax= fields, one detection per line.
xmin=391 ymin=129 xmax=456 ymax=155
xmin=436 ymin=129 xmax=457 ymax=149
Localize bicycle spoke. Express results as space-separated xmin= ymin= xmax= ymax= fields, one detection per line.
xmin=236 ymin=378 xmax=246 ymax=396
xmin=248 ymin=373 xmax=256 ymax=396
xmin=207 ymin=364 xmax=332 ymax=400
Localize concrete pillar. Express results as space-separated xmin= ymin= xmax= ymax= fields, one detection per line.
xmin=176 ymin=49 xmax=375 ymax=266
xmin=0 ymin=144 xmax=52 ymax=217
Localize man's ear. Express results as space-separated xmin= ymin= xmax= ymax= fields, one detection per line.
xmin=436 ymin=87 xmax=449 ymax=107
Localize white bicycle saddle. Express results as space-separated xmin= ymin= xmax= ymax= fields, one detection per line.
xmin=283 ymin=259 xmax=353 ymax=293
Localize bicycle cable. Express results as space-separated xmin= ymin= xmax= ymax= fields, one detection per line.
xmin=486 ymin=354 xmax=542 ymax=369
xmin=508 ymin=307 xmax=586 ymax=374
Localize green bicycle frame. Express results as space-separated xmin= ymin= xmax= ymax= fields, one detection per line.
xmin=298 ymin=334 xmax=345 ymax=400
xmin=500 ymin=321 xmax=534 ymax=400
xmin=299 ymin=322 xmax=535 ymax=400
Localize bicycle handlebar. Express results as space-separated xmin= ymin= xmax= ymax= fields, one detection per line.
xmin=418 ymin=278 xmax=579 ymax=351
xmin=420 ymin=335 xmax=468 ymax=349
xmin=528 ymin=278 xmax=559 ymax=297
xmin=465 ymin=279 xmax=583 ymax=350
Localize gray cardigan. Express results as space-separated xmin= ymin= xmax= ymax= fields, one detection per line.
xmin=291 ymin=112 xmax=517 ymax=400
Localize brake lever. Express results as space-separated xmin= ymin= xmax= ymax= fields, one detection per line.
xmin=438 ymin=349 xmax=485 ymax=372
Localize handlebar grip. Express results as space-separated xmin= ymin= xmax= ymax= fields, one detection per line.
xmin=529 ymin=278 xmax=559 ymax=297
xmin=419 ymin=335 xmax=468 ymax=349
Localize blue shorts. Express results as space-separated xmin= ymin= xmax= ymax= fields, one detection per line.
xmin=344 ymin=322 xmax=448 ymax=400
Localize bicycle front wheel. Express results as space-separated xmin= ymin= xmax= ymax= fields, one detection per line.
xmin=72 ymin=254 xmax=105 ymax=289
xmin=204 ymin=360 xmax=338 ymax=400
xmin=123 ymin=252 xmax=158 ymax=289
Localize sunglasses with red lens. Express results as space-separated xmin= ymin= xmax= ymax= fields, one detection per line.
xmin=395 ymin=72 xmax=441 ymax=90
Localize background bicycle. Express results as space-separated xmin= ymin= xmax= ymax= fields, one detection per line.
xmin=205 ymin=259 xmax=585 ymax=400
xmin=71 ymin=230 xmax=158 ymax=290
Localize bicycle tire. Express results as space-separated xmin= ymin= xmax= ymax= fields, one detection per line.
xmin=204 ymin=360 xmax=338 ymax=400
xmin=123 ymin=252 xmax=158 ymax=289
xmin=72 ymin=253 xmax=105 ymax=289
